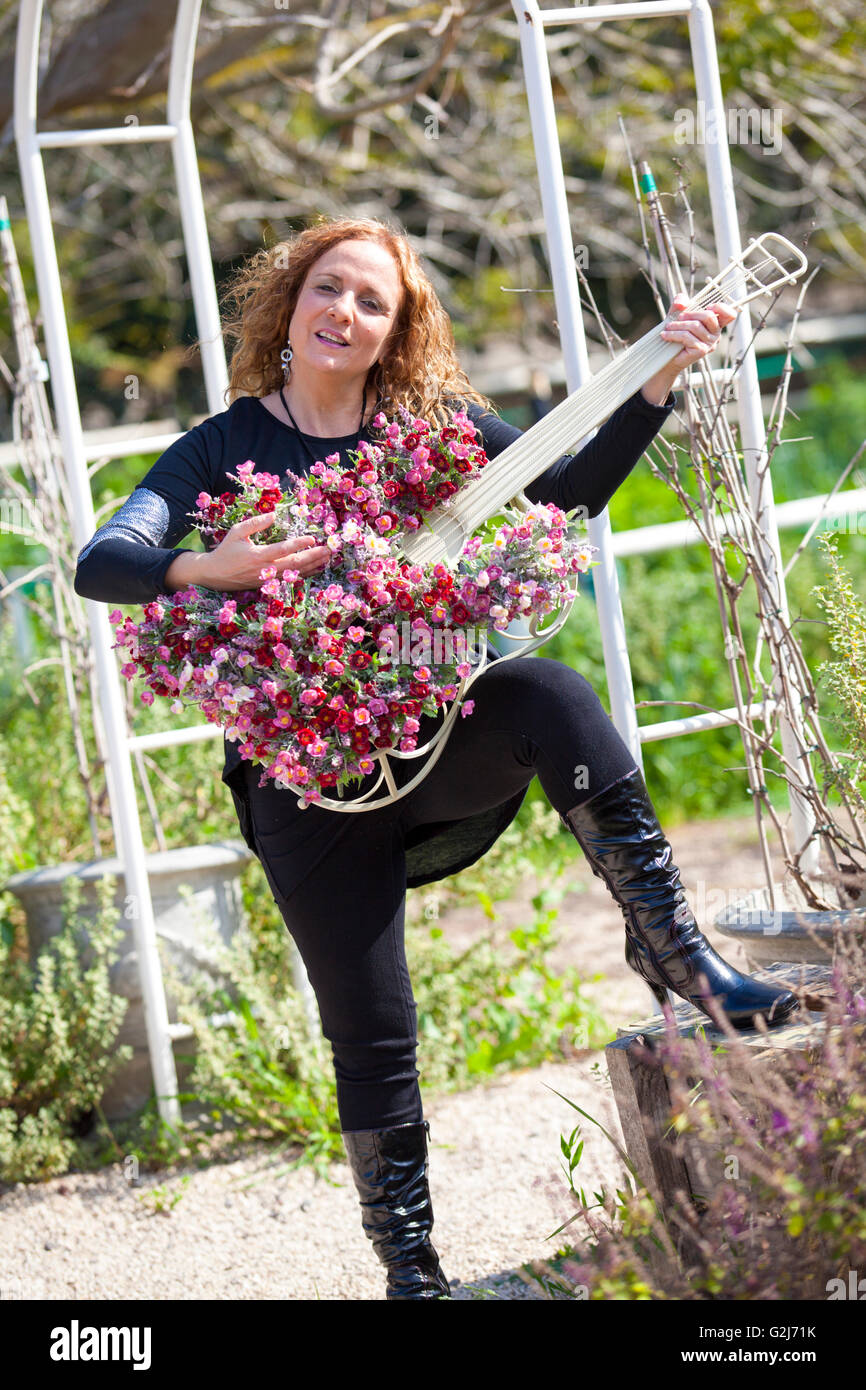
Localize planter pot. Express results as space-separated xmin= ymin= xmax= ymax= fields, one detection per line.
xmin=4 ymin=841 xmax=254 ymax=1121
xmin=713 ymin=884 xmax=866 ymax=969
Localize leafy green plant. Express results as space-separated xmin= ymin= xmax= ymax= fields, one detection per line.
xmin=137 ymin=1174 xmax=191 ymax=1216
xmin=157 ymin=919 xmax=343 ymax=1177
xmin=0 ymin=874 xmax=132 ymax=1184
xmin=812 ymin=532 xmax=866 ymax=804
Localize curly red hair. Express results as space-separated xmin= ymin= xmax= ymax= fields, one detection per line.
xmin=215 ymin=215 xmax=494 ymax=428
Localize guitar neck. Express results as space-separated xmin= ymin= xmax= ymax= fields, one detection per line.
xmin=460 ymin=323 xmax=679 ymax=533
xmin=403 ymin=322 xmax=681 ymax=564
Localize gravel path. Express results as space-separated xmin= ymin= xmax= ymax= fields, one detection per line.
xmin=0 ymin=1061 xmax=619 ymax=1302
xmin=0 ymin=810 xmax=804 ymax=1301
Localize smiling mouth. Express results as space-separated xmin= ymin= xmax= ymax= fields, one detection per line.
xmin=315 ymin=331 xmax=349 ymax=347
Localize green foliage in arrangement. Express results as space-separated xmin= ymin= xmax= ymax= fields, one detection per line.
xmin=0 ymin=874 xmax=132 ymax=1184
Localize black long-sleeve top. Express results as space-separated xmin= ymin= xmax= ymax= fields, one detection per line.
xmin=74 ymin=387 xmax=675 ymax=891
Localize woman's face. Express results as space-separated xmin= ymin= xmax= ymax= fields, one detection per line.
xmin=288 ymin=238 xmax=404 ymax=384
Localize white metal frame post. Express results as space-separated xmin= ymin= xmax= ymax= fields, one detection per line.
xmin=512 ymin=0 xmax=820 ymax=880
xmin=14 ymin=0 xmax=229 ymax=1127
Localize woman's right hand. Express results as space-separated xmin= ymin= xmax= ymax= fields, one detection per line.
xmin=201 ymin=512 xmax=331 ymax=591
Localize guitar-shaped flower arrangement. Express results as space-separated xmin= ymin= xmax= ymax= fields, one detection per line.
xmin=112 ymin=233 xmax=807 ymax=812
xmin=111 ymin=410 xmax=594 ymax=810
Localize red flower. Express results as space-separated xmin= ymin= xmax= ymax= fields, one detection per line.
xmin=403 ymin=433 xmax=420 ymax=449
xmin=395 ymin=592 xmax=414 ymax=612
xmin=450 ymin=602 xmax=470 ymax=625
xmin=255 ymin=646 xmax=274 ymax=666
xmin=350 ymin=651 xmax=371 ymax=670
xmin=297 ymin=727 xmax=316 ymax=746
xmin=170 ymin=606 xmax=188 ymax=624
xmin=325 ymin=611 xmax=342 ymax=629
xmin=194 ymin=635 xmax=214 ymax=654
xmin=336 ymin=710 xmax=354 ymax=733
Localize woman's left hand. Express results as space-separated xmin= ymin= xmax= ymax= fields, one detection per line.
xmin=640 ymin=296 xmax=739 ymax=405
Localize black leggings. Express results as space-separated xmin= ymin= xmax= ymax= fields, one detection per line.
xmin=240 ymin=657 xmax=639 ymax=1132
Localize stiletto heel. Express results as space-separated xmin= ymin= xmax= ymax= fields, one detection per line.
xmin=565 ymin=770 xmax=799 ymax=1030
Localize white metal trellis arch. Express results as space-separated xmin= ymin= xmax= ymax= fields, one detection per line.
xmin=12 ymin=0 xmax=824 ymax=1125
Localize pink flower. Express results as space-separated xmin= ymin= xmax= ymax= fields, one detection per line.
xmin=460 ymin=700 xmax=475 ymax=718
xmin=141 ymin=690 xmax=155 ymax=706
xmin=354 ymin=708 xmax=371 ymax=725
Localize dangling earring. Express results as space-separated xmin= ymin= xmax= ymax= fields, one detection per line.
xmin=280 ymin=338 xmax=293 ymax=376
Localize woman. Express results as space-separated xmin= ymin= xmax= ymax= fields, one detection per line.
xmin=75 ymin=215 xmax=798 ymax=1300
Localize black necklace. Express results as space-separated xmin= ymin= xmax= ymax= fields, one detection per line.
xmin=279 ymin=383 xmax=366 ymax=470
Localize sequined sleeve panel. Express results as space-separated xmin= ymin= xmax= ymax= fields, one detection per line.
xmin=73 ymin=487 xmax=198 ymax=605
xmin=73 ymin=412 xmax=225 ymax=605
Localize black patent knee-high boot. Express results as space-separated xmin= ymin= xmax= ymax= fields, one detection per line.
xmin=342 ymin=1120 xmax=451 ymax=1300
xmin=563 ymin=768 xmax=799 ymax=1029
